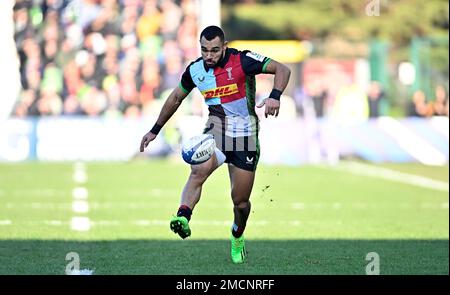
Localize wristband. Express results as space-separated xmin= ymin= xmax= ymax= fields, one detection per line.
xmin=150 ymin=123 xmax=162 ymax=135
xmin=269 ymin=89 xmax=282 ymax=101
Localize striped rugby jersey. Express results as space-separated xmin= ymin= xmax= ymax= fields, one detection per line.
xmin=179 ymin=48 xmax=272 ymax=138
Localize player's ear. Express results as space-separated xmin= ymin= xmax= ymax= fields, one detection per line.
xmin=223 ymin=40 xmax=228 ymax=49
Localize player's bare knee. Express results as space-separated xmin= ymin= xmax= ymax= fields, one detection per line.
xmin=233 ymin=200 xmax=250 ymax=209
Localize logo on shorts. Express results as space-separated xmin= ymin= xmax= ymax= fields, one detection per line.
xmin=246 ymin=156 xmax=254 ymax=164
xmin=198 ymin=76 xmax=205 ymax=83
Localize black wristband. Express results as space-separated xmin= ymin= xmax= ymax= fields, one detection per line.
xmin=150 ymin=123 xmax=162 ymax=135
xmin=269 ymin=89 xmax=282 ymax=101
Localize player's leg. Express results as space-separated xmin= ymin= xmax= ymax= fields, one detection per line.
xmin=182 ymin=152 xmax=219 ymax=209
xmin=229 ymin=164 xmax=254 ymax=237
xmin=170 ymin=149 xmax=226 ymax=239
xmin=226 ymin=134 xmax=259 ymax=263
xmin=228 ymin=164 xmax=255 ymax=263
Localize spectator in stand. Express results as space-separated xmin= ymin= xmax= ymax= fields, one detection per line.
xmin=310 ymin=82 xmax=328 ymax=118
xmin=408 ymin=90 xmax=434 ymax=117
xmin=367 ymin=81 xmax=385 ymax=118
xmin=432 ymin=85 xmax=448 ymax=117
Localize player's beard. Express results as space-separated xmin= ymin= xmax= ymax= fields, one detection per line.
xmin=205 ymin=49 xmax=226 ymax=69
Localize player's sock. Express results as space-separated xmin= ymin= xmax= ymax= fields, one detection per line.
xmin=231 ymin=223 xmax=245 ymax=238
xmin=177 ymin=205 xmax=192 ymax=221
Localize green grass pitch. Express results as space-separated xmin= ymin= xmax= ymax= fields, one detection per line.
xmin=0 ymin=160 xmax=448 ymax=274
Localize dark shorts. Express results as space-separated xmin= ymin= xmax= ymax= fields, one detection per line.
xmin=205 ymin=131 xmax=260 ymax=172
xmin=222 ymin=148 xmax=259 ymax=172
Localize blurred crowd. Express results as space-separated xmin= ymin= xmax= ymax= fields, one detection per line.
xmin=293 ymin=81 xmax=449 ymax=121
xmin=12 ymin=0 xmax=199 ymax=118
xmin=10 ymin=0 xmax=449 ymax=120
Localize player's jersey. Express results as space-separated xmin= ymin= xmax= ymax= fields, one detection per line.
xmin=179 ymin=48 xmax=271 ymax=138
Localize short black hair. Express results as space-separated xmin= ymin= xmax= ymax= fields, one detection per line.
xmin=199 ymin=26 xmax=225 ymax=43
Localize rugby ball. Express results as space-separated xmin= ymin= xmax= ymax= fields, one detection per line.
xmin=181 ymin=134 xmax=216 ymax=165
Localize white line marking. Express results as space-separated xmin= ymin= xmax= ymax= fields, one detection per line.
xmin=72 ymin=200 xmax=89 ymax=213
xmin=44 ymin=220 xmax=63 ymax=226
xmin=73 ymin=170 xmax=87 ymax=184
xmin=73 ymin=162 xmax=86 ymax=172
xmin=72 ymin=187 xmax=88 ymax=200
xmin=58 ymin=219 xmax=303 ymax=227
xmin=332 ymin=202 xmax=342 ymax=209
xmin=12 ymin=189 xmax=63 ymax=196
xmin=71 ymin=162 xmax=90 ymax=231
xmin=292 ymin=202 xmax=305 ymax=209
xmin=332 ymin=161 xmax=449 ymax=192
xmin=31 ymin=202 xmax=45 ymax=209
xmin=6 ymin=200 xmax=447 ymax=210
xmin=94 ymin=220 xmax=119 ymax=226
xmin=70 ymin=217 xmax=91 ymax=231
xmin=0 ymin=220 xmax=12 ymax=225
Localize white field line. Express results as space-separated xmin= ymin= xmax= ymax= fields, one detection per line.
xmin=70 ymin=216 xmax=91 ymax=231
xmin=0 ymin=220 xmax=12 ymax=225
xmin=12 ymin=189 xmax=66 ymax=196
xmin=20 ymin=219 xmax=303 ymax=227
xmin=71 ymin=162 xmax=90 ymax=231
xmin=331 ymin=161 xmax=449 ymax=192
xmin=4 ymin=201 xmax=448 ymax=210
xmin=291 ymin=202 xmax=448 ymax=210
xmin=72 ymin=200 xmax=89 ymax=213
xmin=44 ymin=220 xmax=63 ymax=226
xmin=73 ymin=162 xmax=86 ymax=172
xmin=73 ymin=170 xmax=87 ymax=184
xmin=7 ymin=188 xmax=178 ymax=197
xmin=72 ymin=187 xmax=88 ymax=200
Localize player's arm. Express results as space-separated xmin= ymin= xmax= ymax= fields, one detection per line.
xmin=257 ymin=59 xmax=291 ymax=118
xmin=140 ymin=86 xmax=188 ymax=152
xmin=264 ymin=60 xmax=291 ymax=96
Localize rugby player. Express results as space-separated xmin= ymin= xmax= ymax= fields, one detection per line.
xmin=140 ymin=26 xmax=290 ymax=263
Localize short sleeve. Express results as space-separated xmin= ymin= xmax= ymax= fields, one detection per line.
xmin=240 ymin=50 xmax=272 ymax=76
xmin=179 ymin=63 xmax=196 ymax=94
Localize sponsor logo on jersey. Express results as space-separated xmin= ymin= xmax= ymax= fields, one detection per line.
xmin=202 ymin=84 xmax=239 ymax=99
xmin=246 ymin=51 xmax=265 ymax=62
xmin=226 ymin=67 xmax=234 ymax=80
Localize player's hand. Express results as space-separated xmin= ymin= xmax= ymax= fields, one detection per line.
xmin=140 ymin=131 xmax=157 ymax=152
xmin=257 ymin=98 xmax=280 ymax=118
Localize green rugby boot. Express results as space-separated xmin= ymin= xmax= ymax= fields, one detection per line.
xmin=231 ymin=235 xmax=247 ymax=264
xmin=170 ymin=216 xmax=191 ymax=239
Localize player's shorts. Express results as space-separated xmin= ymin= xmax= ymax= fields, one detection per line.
xmin=205 ymin=131 xmax=260 ymax=172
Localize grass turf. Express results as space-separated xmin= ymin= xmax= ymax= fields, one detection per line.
xmin=0 ymin=160 xmax=448 ymax=274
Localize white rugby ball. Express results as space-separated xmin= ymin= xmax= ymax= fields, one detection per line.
xmin=181 ymin=134 xmax=216 ymax=165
